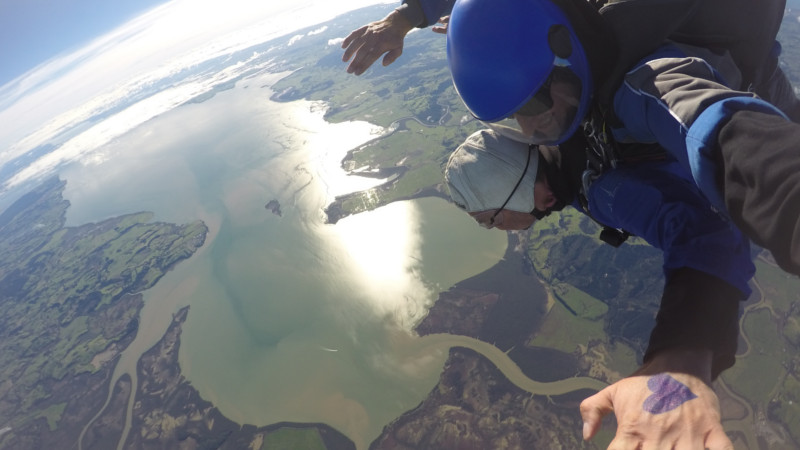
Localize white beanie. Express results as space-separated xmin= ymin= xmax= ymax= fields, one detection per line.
xmin=445 ymin=129 xmax=538 ymax=213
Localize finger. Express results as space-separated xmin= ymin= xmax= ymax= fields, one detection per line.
xmin=349 ymin=48 xmax=380 ymax=75
xmin=341 ymin=26 xmax=367 ymax=49
xmin=431 ymin=26 xmax=447 ymax=35
xmin=704 ymin=427 xmax=735 ymax=450
xmin=342 ymin=38 xmax=364 ymax=63
xmin=580 ymin=388 xmax=615 ymax=440
xmin=382 ymin=48 xmax=403 ymax=66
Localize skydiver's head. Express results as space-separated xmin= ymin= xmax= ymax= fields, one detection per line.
xmin=446 ymin=0 xmax=595 ymax=146
xmin=444 ymin=129 xmax=559 ymax=231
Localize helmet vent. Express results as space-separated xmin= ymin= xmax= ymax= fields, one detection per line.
xmin=548 ymin=25 xmax=573 ymax=59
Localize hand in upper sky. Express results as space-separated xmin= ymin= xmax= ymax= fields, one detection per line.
xmin=580 ymin=348 xmax=734 ymax=449
xmin=341 ymin=11 xmax=449 ymax=75
xmin=341 ymin=10 xmax=414 ymax=75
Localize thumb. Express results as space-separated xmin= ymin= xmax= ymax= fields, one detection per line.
xmin=580 ymin=387 xmax=615 ymax=441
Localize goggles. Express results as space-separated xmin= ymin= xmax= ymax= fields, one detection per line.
xmin=515 ymin=73 xmax=554 ymax=117
xmin=482 ymin=66 xmax=583 ymax=146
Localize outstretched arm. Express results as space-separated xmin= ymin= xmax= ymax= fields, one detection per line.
xmin=579 ymin=163 xmax=752 ymax=448
xmin=579 ymin=266 xmax=743 ymax=449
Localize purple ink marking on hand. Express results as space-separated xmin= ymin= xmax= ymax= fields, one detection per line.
xmin=642 ymin=374 xmax=698 ymax=414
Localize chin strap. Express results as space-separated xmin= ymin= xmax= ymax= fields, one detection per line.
xmin=530 ymin=208 xmax=551 ymax=220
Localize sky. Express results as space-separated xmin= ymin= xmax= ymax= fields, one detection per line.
xmin=0 ymin=0 xmax=393 ymax=193
xmin=0 ymin=0 xmax=170 ymax=86
xmin=0 ymin=0 xmax=393 ymax=87
xmin=6 ymin=0 xmax=799 ymax=86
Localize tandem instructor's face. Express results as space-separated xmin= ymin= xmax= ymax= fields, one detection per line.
xmin=513 ymin=79 xmax=580 ymax=143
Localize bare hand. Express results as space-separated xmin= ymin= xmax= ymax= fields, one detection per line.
xmin=580 ymin=349 xmax=734 ymax=449
xmin=341 ymin=10 xmax=414 ymax=75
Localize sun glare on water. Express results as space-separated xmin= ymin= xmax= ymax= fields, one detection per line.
xmin=331 ymin=201 xmax=433 ymax=328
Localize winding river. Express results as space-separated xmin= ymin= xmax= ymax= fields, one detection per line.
xmin=82 ymin=317 xmax=608 ymax=450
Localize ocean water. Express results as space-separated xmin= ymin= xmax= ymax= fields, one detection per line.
xmin=59 ymin=71 xmax=508 ymax=448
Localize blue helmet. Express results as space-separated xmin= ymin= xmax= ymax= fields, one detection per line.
xmin=446 ymin=0 xmax=593 ymax=145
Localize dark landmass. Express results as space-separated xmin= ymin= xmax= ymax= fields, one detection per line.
xmin=370 ymin=347 xmax=593 ymax=450
xmin=538 ymin=231 xmax=663 ymax=354
xmin=81 ymin=374 xmax=131 ymax=448
xmin=417 ymin=231 xmax=550 ymax=350
xmin=414 ymin=288 xmax=499 ymax=339
xmin=0 ymin=177 xmax=207 ymax=449
xmin=265 ymin=199 xmax=282 ymax=217
xmin=443 ymin=233 xmax=547 ymax=353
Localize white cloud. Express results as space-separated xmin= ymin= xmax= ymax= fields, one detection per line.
xmin=328 ymin=37 xmax=345 ymax=47
xmin=288 ymin=34 xmax=305 ymax=46
xmin=308 ymin=26 xmax=328 ymax=36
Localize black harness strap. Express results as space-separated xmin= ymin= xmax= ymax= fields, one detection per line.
xmin=578 ymin=108 xmax=632 ymax=247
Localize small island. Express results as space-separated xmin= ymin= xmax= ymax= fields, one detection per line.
xmin=265 ymin=199 xmax=282 ymax=216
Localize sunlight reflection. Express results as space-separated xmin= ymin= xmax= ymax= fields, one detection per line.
xmin=332 ymin=202 xmax=433 ymax=329
xmin=282 ymin=100 xmax=387 ymax=199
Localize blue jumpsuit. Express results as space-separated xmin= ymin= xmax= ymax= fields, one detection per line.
xmin=585 ymin=160 xmax=753 ymax=297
